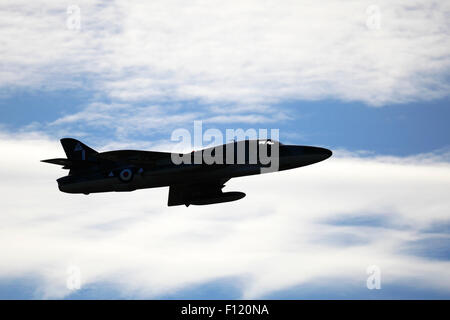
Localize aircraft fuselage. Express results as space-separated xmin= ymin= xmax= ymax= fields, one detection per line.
xmin=43 ymin=138 xmax=332 ymax=206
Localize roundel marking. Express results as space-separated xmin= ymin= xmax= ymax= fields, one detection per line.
xmin=119 ymin=168 xmax=133 ymax=182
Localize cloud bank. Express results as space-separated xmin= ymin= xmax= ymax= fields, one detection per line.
xmin=1 ymin=0 xmax=449 ymax=106
xmin=0 ymin=133 xmax=449 ymax=298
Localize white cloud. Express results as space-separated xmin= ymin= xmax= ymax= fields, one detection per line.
xmin=42 ymin=101 xmax=289 ymax=143
xmin=0 ymin=0 xmax=449 ymax=106
xmin=0 ymin=133 xmax=449 ymax=298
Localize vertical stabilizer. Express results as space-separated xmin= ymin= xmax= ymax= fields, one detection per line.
xmin=60 ymin=138 xmax=98 ymax=161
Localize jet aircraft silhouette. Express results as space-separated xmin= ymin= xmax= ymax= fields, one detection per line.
xmin=42 ymin=138 xmax=332 ymax=206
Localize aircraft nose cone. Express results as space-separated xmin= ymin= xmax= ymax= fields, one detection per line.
xmin=301 ymin=146 xmax=332 ymax=162
xmin=280 ymin=145 xmax=332 ymax=168
xmin=317 ymin=147 xmax=332 ymax=160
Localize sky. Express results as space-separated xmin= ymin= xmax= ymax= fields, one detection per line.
xmin=0 ymin=0 xmax=449 ymax=299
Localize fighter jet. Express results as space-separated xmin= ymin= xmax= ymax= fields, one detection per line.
xmin=42 ymin=138 xmax=332 ymax=206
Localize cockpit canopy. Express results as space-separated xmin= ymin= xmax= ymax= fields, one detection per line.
xmin=257 ymin=139 xmax=282 ymax=145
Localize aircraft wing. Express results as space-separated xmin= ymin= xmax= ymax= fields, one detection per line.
xmin=168 ymin=178 xmax=246 ymax=207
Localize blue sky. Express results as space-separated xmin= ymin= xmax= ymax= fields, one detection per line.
xmin=2 ymin=90 xmax=450 ymax=155
xmin=0 ymin=0 xmax=449 ymax=299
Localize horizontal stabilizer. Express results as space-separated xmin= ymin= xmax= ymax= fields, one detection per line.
xmin=41 ymin=158 xmax=74 ymax=166
xmin=41 ymin=158 xmax=97 ymax=170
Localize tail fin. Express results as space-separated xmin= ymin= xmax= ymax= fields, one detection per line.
xmin=60 ymin=138 xmax=98 ymax=161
